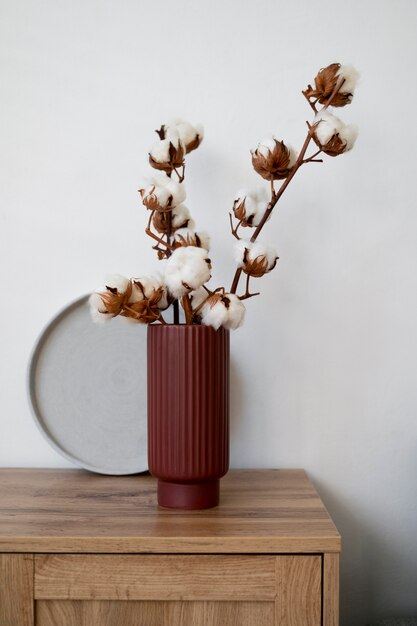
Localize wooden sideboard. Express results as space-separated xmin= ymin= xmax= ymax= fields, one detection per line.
xmin=0 ymin=469 xmax=341 ymax=625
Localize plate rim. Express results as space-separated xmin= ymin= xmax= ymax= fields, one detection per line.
xmin=27 ymin=293 xmax=148 ymax=476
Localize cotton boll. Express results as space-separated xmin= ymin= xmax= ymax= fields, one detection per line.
xmin=158 ymin=127 xmax=182 ymax=148
xmin=248 ymin=241 xmax=278 ymax=270
xmin=149 ymin=132 xmax=185 ymax=172
xmin=160 ymin=177 xmax=186 ymax=207
xmin=166 ymin=119 xmax=197 ymax=146
xmin=149 ymin=140 xmax=171 ymax=164
xmin=337 ymin=64 xmax=360 ymax=94
xmin=254 ymin=189 xmax=269 ymax=225
xmin=189 ymin=286 xmax=209 ymax=310
xmin=89 ymin=292 xmax=111 ymax=323
xmin=194 ymin=231 xmax=211 ymax=251
xmin=304 ymin=63 xmax=358 ymax=107
xmin=164 ymin=246 xmax=212 ymax=298
xmin=139 ymin=174 xmax=186 ymax=210
xmin=220 ymin=295 xmax=246 ymax=330
xmin=201 ymin=293 xmax=246 ymax=330
xmin=252 ymin=138 xmax=297 ymax=181
xmin=255 ymin=136 xmax=276 ymax=158
xmin=233 ymin=189 xmax=268 ymax=227
xmin=129 ymin=281 xmax=146 ymax=304
xmin=183 ymin=217 xmax=196 ymax=231
xmin=129 ymin=274 xmax=169 ymax=309
xmin=176 ymin=120 xmax=198 ymax=146
xmin=339 ymin=123 xmax=358 ymax=151
xmin=163 ymin=118 xmax=204 ymax=153
xmin=104 ymin=274 xmax=130 ymax=293
xmin=314 ymin=111 xmax=358 ymax=153
xmin=234 ymin=239 xmax=251 ymax=266
xmin=314 ymin=111 xmax=343 ymax=145
xmin=287 ymin=146 xmax=298 ymax=168
xmin=234 ymin=189 xmax=258 ymax=216
xmin=171 ymin=204 xmax=193 ymax=230
xmin=173 ymin=228 xmax=211 ymax=251
xmin=140 ymin=179 xmax=172 ymax=210
xmin=252 ymin=188 xmax=270 ymax=225
xmin=234 ymin=240 xmax=278 ymax=276
xmin=173 ymin=227 xmax=194 ymax=241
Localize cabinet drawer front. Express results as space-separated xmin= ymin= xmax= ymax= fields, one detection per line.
xmin=35 ymin=555 xmax=276 ymax=601
xmin=36 ymin=600 xmax=275 ymax=626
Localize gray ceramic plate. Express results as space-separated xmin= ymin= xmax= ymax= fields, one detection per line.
xmin=28 ymin=294 xmax=148 ymax=475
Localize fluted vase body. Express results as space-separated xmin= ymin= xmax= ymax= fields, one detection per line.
xmin=147 ymin=324 xmax=230 ymax=509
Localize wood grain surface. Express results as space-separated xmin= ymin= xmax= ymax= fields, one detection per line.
xmin=36 ymin=600 xmax=275 ymax=626
xmin=276 ymin=555 xmax=321 ymax=626
xmin=34 ymin=554 xmax=276 ymax=601
xmin=0 ymin=469 xmax=340 ymax=553
xmin=323 ymin=552 xmax=340 ymax=626
xmin=0 ymin=554 xmax=34 ymax=626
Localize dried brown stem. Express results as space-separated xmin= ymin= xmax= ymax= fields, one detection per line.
xmin=239 ymin=290 xmax=261 ymax=301
xmin=173 ymin=165 xmax=185 ymax=183
xmin=145 ymin=210 xmax=175 ymax=250
xmin=238 ymin=273 xmax=260 ymax=300
xmin=303 ymin=148 xmax=323 ymax=164
xmin=165 ymin=209 xmax=180 ymax=324
xmin=145 ymin=226 xmax=175 ymax=250
xmin=229 ymin=213 xmax=242 ymax=240
xmin=230 ymin=77 xmax=345 ymax=295
xmin=182 ymin=294 xmax=193 ymax=325
xmin=302 ymin=89 xmax=318 ymax=113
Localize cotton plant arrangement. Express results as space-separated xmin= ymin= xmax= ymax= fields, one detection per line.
xmin=90 ymin=62 xmax=359 ymax=330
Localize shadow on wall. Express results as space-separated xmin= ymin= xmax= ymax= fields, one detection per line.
xmin=314 ymin=478 xmax=417 ymax=626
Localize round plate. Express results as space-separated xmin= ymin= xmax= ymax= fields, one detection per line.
xmin=28 ymin=294 xmax=148 ymax=475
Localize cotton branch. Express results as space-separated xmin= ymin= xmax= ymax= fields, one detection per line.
xmin=230 ymin=77 xmax=346 ymax=295
xmin=229 ymin=213 xmax=242 ymax=240
xmin=238 ymin=274 xmax=260 ymax=301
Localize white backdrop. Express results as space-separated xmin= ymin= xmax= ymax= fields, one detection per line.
xmin=1 ymin=1 xmax=417 ymax=624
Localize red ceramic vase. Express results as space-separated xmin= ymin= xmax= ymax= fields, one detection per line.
xmin=147 ymin=324 xmax=230 ymax=509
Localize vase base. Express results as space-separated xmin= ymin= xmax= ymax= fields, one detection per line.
xmin=157 ymin=479 xmax=220 ymax=510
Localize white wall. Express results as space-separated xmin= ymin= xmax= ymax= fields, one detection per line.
xmin=1 ymin=1 xmax=417 ymax=624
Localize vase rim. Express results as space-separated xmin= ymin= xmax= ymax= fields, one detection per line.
xmin=148 ymin=323 xmax=229 ymax=333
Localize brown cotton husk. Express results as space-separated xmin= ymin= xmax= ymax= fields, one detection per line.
xmin=97 ymin=282 xmax=132 ymax=317
xmin=156 ymin=125 xmax=165 ymax=140
xmin=252 ymin=140 xmax=293 ymax=181
xmin=152 ymin=211 xmax=170 ymax=234
xmin=174 ymin=232 xmax=204 ymax=248
xmin=139 ymin=186 xmax=174 ymax=213
xmin=148 ymin=154 xmax=173 ymax=174
xmin=149 ymin=141 xmax=185 ymax=174
xmin=233 ymin=198 xmax=256 ymax=227
xmin=168 ymin=141 xmax=185 ymax=167
xmin=157 ymin=124 xmax=202 ymax=154
xmin=233 ymin=198 xmax=246 ymax=222
xmin=241 ymin=249 xmax=279 ymax=277
xmin=312 ymin=129 xmax=347 ymax=157
xmin=153 ymin=210 xmax=191 ymax=234
xmin=121 ymin=287 xmax=165 ymax=324
xmin=243 ymin=252 xmax=265 ymax=277
xmin=304 ymin=63 xmax=352 ymax=107
xmin=183 ymin=133 xmax=203 ymax=154
xmin=206 ymin=292 xmax=231 ymax=309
